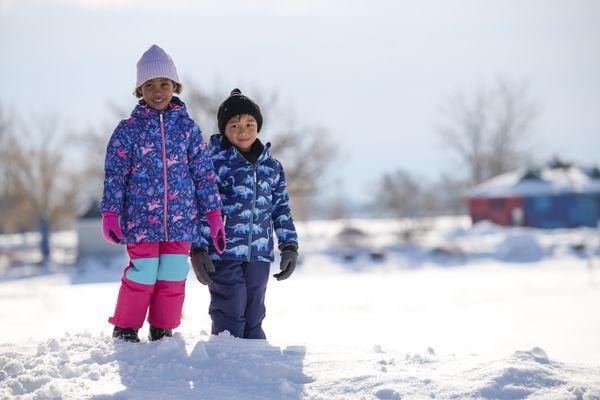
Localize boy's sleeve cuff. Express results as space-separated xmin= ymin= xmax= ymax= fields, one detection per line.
xmin=190 ymin=247 xmax=208 ymax=256
xmin=279 ymin=243 xmax=298 ymax=253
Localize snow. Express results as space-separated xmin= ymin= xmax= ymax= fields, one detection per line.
xmin=1 ymin=217 xmax=600 ymax=399
xmin=494 ymin=231 xmax=544 ymax=262
xmin=2 ymin=333 xmax=598 ymax=399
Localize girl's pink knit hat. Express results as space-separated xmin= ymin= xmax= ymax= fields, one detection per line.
xmin=135 ymin=45 xmax=181 ymax=91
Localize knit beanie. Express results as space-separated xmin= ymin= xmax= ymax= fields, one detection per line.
xmin=217 ymin=88 xmax=263 ymax=134
xmin=135 ymin=45 xmax=181 ymax=91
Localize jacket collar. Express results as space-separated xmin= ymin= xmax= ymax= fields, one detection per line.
xmin=130 ymin=96 xmax=188 ymax=122
xmin=209 ymin=133 xmax=271 ymax=163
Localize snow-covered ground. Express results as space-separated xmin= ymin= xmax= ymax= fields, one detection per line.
xmin=1 ymin=217 xmax=599 ymax=399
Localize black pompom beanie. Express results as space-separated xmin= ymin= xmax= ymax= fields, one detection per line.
xmin=217 ymin=88 xmax=263 ymax=134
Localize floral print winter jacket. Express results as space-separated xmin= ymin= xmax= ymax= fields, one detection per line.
xmin=100 ymin=97 xmax=222 ymax=244
xmin=194 ymin=134 xmax=298 ymax=262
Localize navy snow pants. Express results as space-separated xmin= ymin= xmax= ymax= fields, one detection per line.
xmin=208 ymin=260 xmax=270 ymax=339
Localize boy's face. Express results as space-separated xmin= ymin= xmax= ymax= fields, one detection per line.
xmin=140 ymin=78 xmax=175 ymax=111
xmin=224 ymin=114 xmax=258 ymax=152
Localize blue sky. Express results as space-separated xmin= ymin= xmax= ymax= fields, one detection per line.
xmin=1 ymin=0 xmax=599 ymax=201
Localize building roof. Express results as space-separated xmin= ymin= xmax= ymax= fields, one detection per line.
xmin=467 ymin=161 xmax=600 ymax=199
xmin=79 ymin=201 xmax=102 ymax=219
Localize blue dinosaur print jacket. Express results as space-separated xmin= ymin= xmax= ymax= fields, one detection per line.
xmin=100 ymin=97 xmax=222 ymax=244
xmin=194 ymin=134 xmax=298 ymax=262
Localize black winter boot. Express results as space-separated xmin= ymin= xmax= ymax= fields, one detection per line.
xmin=149 ymin=325 xmax=172 ymax=341
xmin=113 ymin=326 xmax=140 ymax=343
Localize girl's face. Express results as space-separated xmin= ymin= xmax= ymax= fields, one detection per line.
xmin=224 ymin=114 xmax=258 ymax=152
xmin=140 ymin=78 xmax=175 ymax=111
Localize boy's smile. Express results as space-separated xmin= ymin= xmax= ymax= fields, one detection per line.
xmin=140 ymin=77 xmax=175 ymax=111
xmin=224 ymin=114 xmax=258 ymax=152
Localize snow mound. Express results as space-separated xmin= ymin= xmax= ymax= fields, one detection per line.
xmin=495 ymin=231 xmax=544 ymax=262
xmin=469 ymin=220 xmax=506 ymax=235
xmin=0 ymin=332 xmax=311 ymax=400
xmin=404 ymin=347 xmax=437 ymax=364
xmin=515 ymin=346 xmax=550 ymax=363
xmin=460 ymin=347 xmax=600 ymax=400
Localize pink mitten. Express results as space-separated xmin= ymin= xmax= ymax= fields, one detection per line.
xmin=102 ymin=212 xmax=123 ymax=244
xmin=206 ymin=210 xmax=226 ymax=254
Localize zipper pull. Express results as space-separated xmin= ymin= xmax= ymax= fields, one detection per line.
xmin=254 ymin=170 xmax=257 ymax=182
xmin=159 ymin=113 xmax=163 ymax=123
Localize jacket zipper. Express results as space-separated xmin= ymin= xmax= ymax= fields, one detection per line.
xmin=233 ymin=146 xmax=266 ymax=261
xmin=247 ymin=167 xmax=257 ymax=261
xmin=159 ymin=112 xmax=169 ymax=242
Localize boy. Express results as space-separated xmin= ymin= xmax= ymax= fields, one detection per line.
xmin=191 ymin=88 xmax=299 ymax=340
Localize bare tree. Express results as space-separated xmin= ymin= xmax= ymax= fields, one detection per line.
xmin=68 ymin=99 xmax=137 ymax=214
xmin=184 ymin=82 xmax=223 ymax=134
xmin=0 ymin=110 xmax=80 ymax=265
xmin=14 ymin=118 xmax=79 ymax=227
xmin=374 ymin=167 xmax=470 ymax=220
xmin=373 ymin=168 xmax=442 ymax=242
xmin=376 ymin=169 xmax=425 ymax=218
xmin=0 ymin=106 xmax=8 ymax=140
xmin=0 ymin=107 xmax=38 ymax=233
xmin=437 ymin=78 xmax=537 ymax=184
xmin=0 ymin=106 xmax=24 ymax=233
xmin=68 ymin=125 xmax=114 ymax=213
xmin=429 ymin=174 xmax=469 ymax=215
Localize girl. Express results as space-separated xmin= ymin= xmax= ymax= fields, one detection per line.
xmin=101 ymin=45 xmax=226 ymax=342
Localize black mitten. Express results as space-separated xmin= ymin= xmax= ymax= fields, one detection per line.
xmin=190 ymin=247 xmax=216 ymax=285
xmin=273 ymin=244 xmax=298 ymax=281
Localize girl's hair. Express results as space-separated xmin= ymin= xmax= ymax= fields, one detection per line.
xmin=133 ymin=81 xmax=183 ymax=98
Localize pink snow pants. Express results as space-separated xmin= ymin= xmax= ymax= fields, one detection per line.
xmin=108 ymin=241 xmax=190 ymax=330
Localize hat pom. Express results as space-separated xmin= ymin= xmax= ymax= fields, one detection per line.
xmin=217 ymin=88 xmax=263 ymax=134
